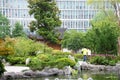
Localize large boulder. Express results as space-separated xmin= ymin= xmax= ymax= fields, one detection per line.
xmin=3 ymin=72 xmax=24 ymax=80
xmin=63 ymin=66 xmax=72 ymax=75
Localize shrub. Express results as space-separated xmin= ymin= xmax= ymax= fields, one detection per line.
xmin=29 ymin=55 xmax=76 ymax=70
xmin=28 ymin=57 xmax=43 ymax=70
xmin=109 ymin=60 xmax=116 ymax=66
xmin=90 ymin=56 xmax=106 ymax=65
xmin=37 ymin=54 xmax=49 ymax=61
xmin=74 ymin=54 xmax=83 ymax=60
xmin=90 ymin=55 xmax=117 ymax=66
xmin=7 ymin=56 xmax=26 ymax=65
xmin=55 ymin=58 xmax=76 ymax=69
xmin=52 ymin=50 xmax=71 ymax=55
xmin=13 ymin=37 xmax=52 ymax=57
xmin=0 ymin=60 xmax=5 ymax=76
xmin=115 ymin=56 xmax=120 ymax=62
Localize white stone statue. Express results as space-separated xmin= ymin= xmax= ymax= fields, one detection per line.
xmin=25 ymin=58 xmax=31 ymax=65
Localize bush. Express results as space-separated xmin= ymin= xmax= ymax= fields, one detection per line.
xmin=54 ymin=58 xmax=76 ymax=69
xmin=28 ymin=57 xmax=43 ymax=70
xmin=14 ymin=37 xmax=52 ymax=57
xmin=0 ymin=60 xmax=5 ymax=76
xmin=90 ymin=55 xmax=116 ymax=66
xmin=109 ymin=60 xmax=116 ymax=66
xmin=90 ymin=56 xmax=105 ymax=65
xmin=37 ymin=54 xmax=49 ymax=61
xmin=52 ymin=50 xmax=71 ymax=55
xmin=74 ymin=54 xmax=83 ymax=60
xmin=28 ymin=54 xmax=76 ymax=70
xmin=115 ymin=56 xmax=120 ymax=62
xmin=7 ymin=56 xmax=26 ymax=65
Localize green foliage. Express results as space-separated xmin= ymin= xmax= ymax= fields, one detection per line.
xmin=27 ymin=0 xmax=61 ymax=43
xmin=115 ymin=56 xmax=120 ymax=62
xmin=52 ymin=50 xmax=71 ymax=55
xmin=90 ymin=55 xmax=116 ymax=66
xmin=74 ymin=54 xmax=83 ymax=60
xmin=61 ymin=30 xmax=85 ymax=53
xmin=85 ymin=11 xmax=120 ymax=54
xmin=0 ymin=13 xmax=10 ymax=39
xmin=28 ymin=57 xmax=43 ymax=70
xmin=29 ymin=51 xmax=76 ymax=70
xmin=37 ymin=54 xmax=49 ymax=61
xmin=0 ymin=60 xmax=5 ymax=76
xmin=0 ymin=37 xmax=15 ymax=55
xmin=13 ymin=37 xmax=52 ymax=57
xmin=7 ymin=56 xmax=26 ymax=65
xmin=12 ymin=22 xmax=26 ymax=37
xmin=55 ymin=58 xmax=76 ymax=69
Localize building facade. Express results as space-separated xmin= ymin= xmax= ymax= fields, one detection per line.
xmin=0 ymin=0 xmax=113 ymax=32
xmin=0 ymin=0 xmax=34 ymax=33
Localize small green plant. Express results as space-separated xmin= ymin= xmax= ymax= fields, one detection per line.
xmin=0 ymin=60 xmax=5 ymax=76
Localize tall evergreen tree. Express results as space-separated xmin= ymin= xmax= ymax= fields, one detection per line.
xmin=0 ymin=13 xmax=10 ymax=39
xmin=12 ymin=22 xmax=26 ymax=37
xmin=27 ymin=0 xmax=61 ymax=43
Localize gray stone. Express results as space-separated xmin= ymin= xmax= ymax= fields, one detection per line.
xmin=58 ymin=70 xmax=64 ymax=75
xmin=64 ymin=66 xmax=72 ymax=75
xmin=23 ymin=70 xmax=35 ymax=77
xmin=3 ymin=72 xmax=24 ymax=80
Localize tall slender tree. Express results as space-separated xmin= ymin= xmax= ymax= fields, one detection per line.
xmin=12 ymin=22 xmax=26 ymax=37
xmin=0 ymin=13 xmax=10 ymax=39
xmin=27 ymin=0 xmax=61 ymax=43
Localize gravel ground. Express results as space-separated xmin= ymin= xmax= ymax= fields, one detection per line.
xmin=4 ymin=66 xmax=30 ymax=72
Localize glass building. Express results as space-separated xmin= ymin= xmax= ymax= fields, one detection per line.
xmin=0 ymin=0 xmax=113 ymax=32
xmin=56 ymin=0 xmax=113 ymax=31
xmin=0 ymin=0 xmax=34 ymax=33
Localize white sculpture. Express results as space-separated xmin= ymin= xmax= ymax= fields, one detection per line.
xmin=25 ymin=58 xmax=31 ymax=65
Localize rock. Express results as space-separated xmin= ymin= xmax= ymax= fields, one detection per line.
xmin=78 ymin=78 xmax=83 ymax=80
xmin=87 ymin=77 xmax=93 ymax=80
xmin=74 ymin=61 xmax=83 ymax=72
xmin=5 ymin=62 xmax=11 ymax=66
xmin=81 ymin=62 xmax=89 ymax=70
xmin=34 ymin=68 xmax=60 ymax=77
xmin=3 ymin=72 xmax=24 ymax=80
xmin=35 ymin=71 xmax=58 ymax=77
xmin=105 ymin=66 xmax=113 ymax=71
xmin=64 ymin=66 xmax=72 ymax=75
xmin=58 ymin=70 xmax=64 ymax=75
xmin=47 ymin=68 xmax=59 ymax=73
xmin=23 ymin=70 xmax=35 ymax=77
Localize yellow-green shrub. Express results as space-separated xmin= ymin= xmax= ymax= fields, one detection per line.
xmin=55 ymin=58 xmax=76 ymax=69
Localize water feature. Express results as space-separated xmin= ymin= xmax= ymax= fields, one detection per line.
xmin=17 ymin=71 xmax=119 ymax=80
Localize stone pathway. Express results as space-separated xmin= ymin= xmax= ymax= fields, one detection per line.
xmin=4 ymin=66 xmax=30 ymax=72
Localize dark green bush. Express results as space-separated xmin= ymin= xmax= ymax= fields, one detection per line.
xmin=109 ymin=60 xmax=116 ymax=66
xmin=115 ymin=56 xmax=120 ymax=62
xmin=7 ymin=57 xmax=26 ymax=65
xmin=90 ymin=55 xmax=116 ymax=66
xmin=0 ymin=60 xmax=5 ymax=76
xmin=90 ymin=56 xmax=105 ymax=65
